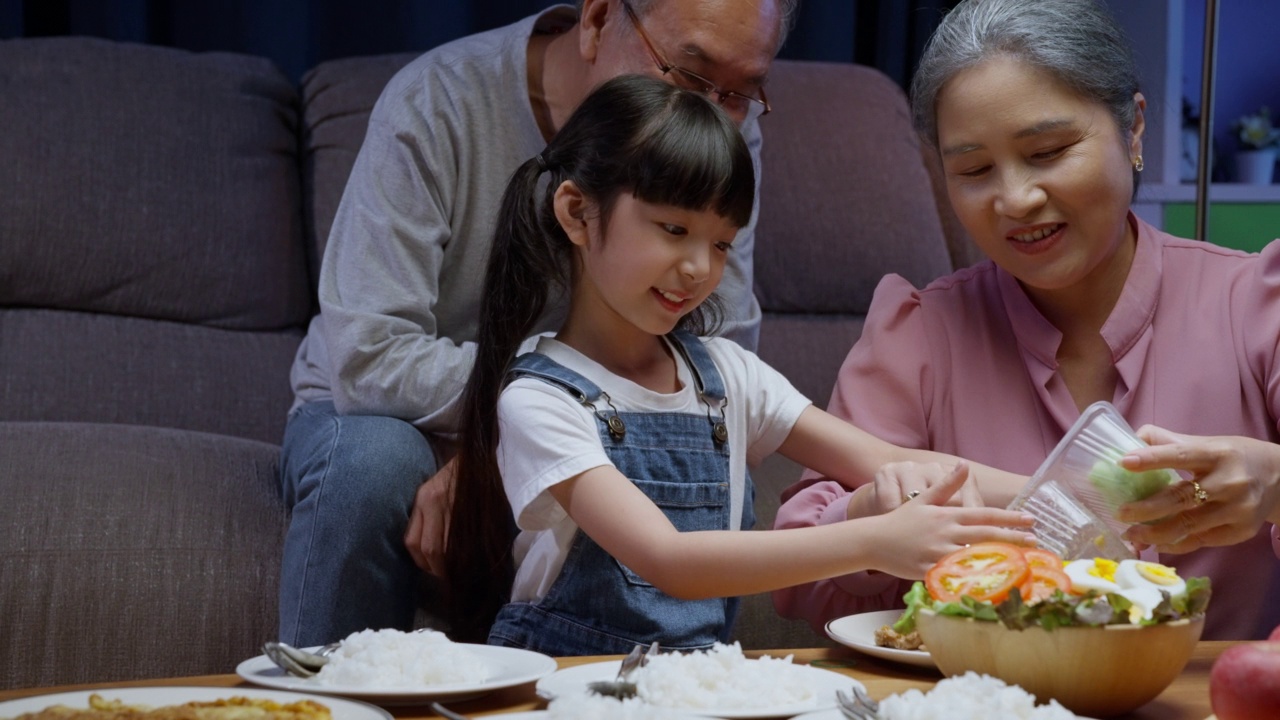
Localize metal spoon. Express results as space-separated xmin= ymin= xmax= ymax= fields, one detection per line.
xmin=262 ymin=628 xmax=434 ymax=678
xmin=262 ymin=640 xmax=339 ymax=678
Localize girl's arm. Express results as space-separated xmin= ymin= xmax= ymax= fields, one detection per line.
xmin=548 ymin=461 xmax=1034 ymax=600
xmin=777 ymin=405 xmax=1027 ymax=509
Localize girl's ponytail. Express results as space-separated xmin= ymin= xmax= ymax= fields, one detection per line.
xmin=444 ymin=155 xmax=571 ymax=641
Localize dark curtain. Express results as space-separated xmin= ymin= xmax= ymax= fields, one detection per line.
xmin=1 ymin=0 xmax=960 ymax=90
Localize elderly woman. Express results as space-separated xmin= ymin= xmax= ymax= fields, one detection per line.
xmin=774 ymin=0 xmax=1280 ymax=640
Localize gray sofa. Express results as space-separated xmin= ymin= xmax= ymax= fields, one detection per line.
xmin=0 ymin=36 xmax=975 ymax=690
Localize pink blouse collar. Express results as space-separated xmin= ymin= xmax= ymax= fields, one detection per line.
xmin=994 ymin=212 xmax=1163 ymax=415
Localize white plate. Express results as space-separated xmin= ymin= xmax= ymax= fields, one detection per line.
xmin=236 ymin=644 xmax=558 ymax=705
xmin=0 ymin=687 xmax=390 ymax=720
xmin=791 ymin=706 xmax=1102 ymax=720
xmin=824 ymin=609 xmax=937 ymax=670
xmin=535 ymin=659 xmax=862 ymax=719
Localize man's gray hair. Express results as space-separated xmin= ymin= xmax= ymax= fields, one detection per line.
xmin=580 ymin=0 xmax=801 ymax=52
xmin=910 ymin=0 xmax=1140 ymax=149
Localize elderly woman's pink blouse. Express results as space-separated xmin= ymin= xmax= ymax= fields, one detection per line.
xmin=774 ymin=215 xmax=1280 ymax=640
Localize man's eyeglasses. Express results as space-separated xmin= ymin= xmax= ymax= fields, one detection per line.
xmin=622 ymin=0 xmax=770 ymax=118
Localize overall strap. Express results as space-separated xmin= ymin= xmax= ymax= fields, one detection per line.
xmin=507 ymin=352 xmax=604 ymax=404
xmin=667 ymin=330 xmax=726 ymax=401
xmin=507 ymin=352 xmax=627 ymax=440
xmin=667 ymin=330 xmax=730 ymax=445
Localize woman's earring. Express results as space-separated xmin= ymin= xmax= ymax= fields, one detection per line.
xmin=1133 ymin=155 xmax=1144 ymax=173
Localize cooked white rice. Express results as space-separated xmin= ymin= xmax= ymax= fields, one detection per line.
xmin=305 ymin=628 xmax=491 ymax=687
xmin=546 ymin=694 xmax=676 ymax=719
xmin=632 ymin=642 xmax=815 ymax=710
xmin=878 ymin=672 xmax=1080 ymax=720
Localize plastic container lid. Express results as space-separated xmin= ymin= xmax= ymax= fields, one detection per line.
xmin=1007 ymin=401 xmax=1177 ymax=560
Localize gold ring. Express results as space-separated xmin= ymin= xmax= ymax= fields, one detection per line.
xmin=905 ymin=490 xmax=921 ymax=502
xmin=1191 ymin=480 xmax=1209 ymax=505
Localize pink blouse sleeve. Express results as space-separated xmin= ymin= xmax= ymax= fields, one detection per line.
xmin=1244 ymin=240 xmax=1280 ymax=558
xmin=772 ymin=276 xmax=935 ymax=634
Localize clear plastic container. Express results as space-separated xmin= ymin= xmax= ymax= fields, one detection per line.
xmin=1006 ymin=401 xmax=1177 ymax=560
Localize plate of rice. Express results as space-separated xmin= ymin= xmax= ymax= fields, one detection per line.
xmin=787 ymin=672 xmax=1099 ymax=720
xmin=236 ymin=629 xmax=558 ymax=705
xmin=535 ymin=642 xmax=860 ymax=718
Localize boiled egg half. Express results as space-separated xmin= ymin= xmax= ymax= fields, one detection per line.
xmin=1115 ymin=586 xmax=1164 ymax=623
xmin=1116 ymin=559 xmax=1187 ymax=597
xmin=1064 ymin=558 xmax=1121 ymax=594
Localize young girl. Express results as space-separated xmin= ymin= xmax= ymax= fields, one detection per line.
xmin=444 ymin=74 xmax=1035 ymax=654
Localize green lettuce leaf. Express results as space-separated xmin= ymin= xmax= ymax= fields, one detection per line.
xmin=1088 ymin=451 xmax=1177 ymax=508
xmin=888 ymin=577 xmax=1211 ymax=633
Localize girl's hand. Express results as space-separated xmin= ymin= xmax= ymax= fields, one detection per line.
xmin=846 ymin=460 xmax=984 ymax=520
xmin=1117 ymin=425 xmax=1280 ymax=553
xmin=857 ymin=461 xmax=1037 ymax=579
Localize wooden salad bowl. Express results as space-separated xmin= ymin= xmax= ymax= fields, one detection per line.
xmin=916 ymin=609 xmax=1204 ymax=718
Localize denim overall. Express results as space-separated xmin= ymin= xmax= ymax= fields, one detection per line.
xmin=487 ymin=331 xmax=755 ymax=656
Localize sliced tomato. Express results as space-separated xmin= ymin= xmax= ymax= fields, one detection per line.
xmin=1022 ymin=548 xmax=1066 ymax=571
xmin=925 ymin=542 xmax=1031 ymax=603
xmin=1018 ymin=563 xmax=1072 ymax=603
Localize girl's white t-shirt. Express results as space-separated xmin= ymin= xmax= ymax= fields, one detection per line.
xmin=496 ymin=335 xmax=811 ymax=603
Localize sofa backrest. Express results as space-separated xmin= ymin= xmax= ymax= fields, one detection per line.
xmin=752 ymin=60 xmax=960 ymax=408
xmin=0 ymin=38 xmax=311 ymax=444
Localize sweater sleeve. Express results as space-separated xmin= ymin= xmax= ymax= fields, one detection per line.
xmin=714 ymin=118 xmax=764 ymax=351
xmin=318 ymin=93 xmax=475 ymax=432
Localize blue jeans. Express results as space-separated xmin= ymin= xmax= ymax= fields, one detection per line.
xmin=277 ymin=400 xmax=438 ymax=646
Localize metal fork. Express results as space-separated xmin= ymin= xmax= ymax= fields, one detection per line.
xmin=836 ymin=686 xmax=880 ymax=720
xmin=428 ymin=702 xmax=469 ymax=720
xmin=585 ymin=641 xmax=659 ymax=699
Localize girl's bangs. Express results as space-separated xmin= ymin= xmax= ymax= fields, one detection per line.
xmin=626 ymin=103 xmax=755 ymax=227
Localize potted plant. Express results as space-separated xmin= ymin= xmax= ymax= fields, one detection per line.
xmin=1232 ymin=106 xmax=1280 ymax=184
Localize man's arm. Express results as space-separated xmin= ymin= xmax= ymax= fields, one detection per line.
xmin=715 ymin=118 xmax=763 ymax=350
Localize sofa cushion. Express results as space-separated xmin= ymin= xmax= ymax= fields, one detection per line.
xmin=0 ymin=309 xmax=301 ymax=444
xmin=0 ymin=37 xmax=311 ymax=331
xmin=754 ymin=61 xmax=955 ymax=314
xmin=0 ymin=422 xmax=285 ymax=689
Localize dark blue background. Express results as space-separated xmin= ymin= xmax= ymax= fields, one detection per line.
xmin=0 ymin=0 xmax=957 ymax=89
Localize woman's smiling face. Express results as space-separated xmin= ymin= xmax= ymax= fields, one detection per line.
xmin=936 ymin=54 xmax=1144 ymax=299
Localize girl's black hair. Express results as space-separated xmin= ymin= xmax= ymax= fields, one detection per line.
xmin=443 ymin=74 xmax=756 ymax=641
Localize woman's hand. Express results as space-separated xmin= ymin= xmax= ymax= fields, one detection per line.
xmin=845 ymin=460 xmax=984 ymax=520
xmin=1117 ymin=425 xmax=1280 ymax=553
xmin=852 ymin=461 xmax=1036 ymax=579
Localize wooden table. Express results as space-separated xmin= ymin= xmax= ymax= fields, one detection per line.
xmin=0 ymin=644 xmax=1228 ymax=719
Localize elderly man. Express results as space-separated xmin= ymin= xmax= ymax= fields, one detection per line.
xmin=279 ymin=0 xmax=798 ymax=647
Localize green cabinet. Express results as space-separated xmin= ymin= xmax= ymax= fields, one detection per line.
xmin=1164 ymin=203 xmax=1280 ymax=253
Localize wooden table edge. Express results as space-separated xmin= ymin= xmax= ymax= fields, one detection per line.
xmin=0 ymin=643 xmax=1232 ymax=719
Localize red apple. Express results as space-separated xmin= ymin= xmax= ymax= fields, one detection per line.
xmin=1210 ymin=641 xmax=1280 ymax=720
xmin=1270 ymin=624 xmax=1280 ymax=642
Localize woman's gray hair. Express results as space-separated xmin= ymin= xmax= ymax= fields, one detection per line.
xmin=910 ymin=0 xmax=1140 ymax=149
